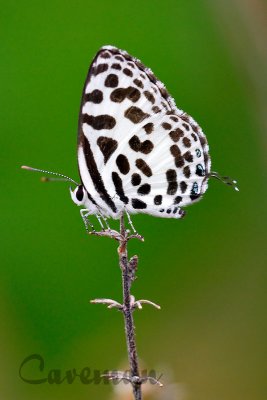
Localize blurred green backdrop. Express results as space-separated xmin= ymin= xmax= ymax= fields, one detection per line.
xmin=1 ymin=1 xmax=266 ymax=399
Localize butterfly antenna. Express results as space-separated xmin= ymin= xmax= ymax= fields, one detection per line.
xmin=210 ymin=171 xmax=239 ymax=191
xmin=21 ymin=165 xmax=79 ymax=186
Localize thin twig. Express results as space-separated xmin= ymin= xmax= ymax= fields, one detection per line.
xmin=118 ymin=213 xmax=142 ymax=400
xmin=91 ymin=213 xmax=161 ymax=399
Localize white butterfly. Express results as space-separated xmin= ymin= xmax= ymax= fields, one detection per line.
xmin=22 ymin=45 xmax=238 ymax=232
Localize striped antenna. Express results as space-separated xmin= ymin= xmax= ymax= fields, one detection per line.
xmin=21 ymin=165 xmax=79 ymax=186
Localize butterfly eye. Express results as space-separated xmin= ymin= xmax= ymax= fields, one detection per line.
xmin=76 ymin=185 xmax=84 ymax=202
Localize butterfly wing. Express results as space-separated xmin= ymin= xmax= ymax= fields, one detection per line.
xmin=78 ymin=46 xmax=210 ymax=218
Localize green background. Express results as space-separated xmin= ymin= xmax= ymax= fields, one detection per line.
xmin=1 ymin=1 xmax=266 ymax=399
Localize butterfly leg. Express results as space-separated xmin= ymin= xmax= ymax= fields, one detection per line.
xmin=80 ymin=209 xmax=95 ymax=232
xmin=96 ymin=214 xmax=105 ymax=231
xmin=125 ymin=210 xmax=137 ymax=233
xmin=102 ymin=216 xmax=111 ymax=231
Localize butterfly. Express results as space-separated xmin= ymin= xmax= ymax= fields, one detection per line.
xmin=22 ymin=45 xmax=238 ymax=232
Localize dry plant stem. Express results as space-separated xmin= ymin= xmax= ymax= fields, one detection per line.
xmin=91 ymin=216 xmax=163 ymax=394
xmin=119 ymin=214 xmax=142 ymax=400
xmin=91 ymin=215 xmax=151 ymax=399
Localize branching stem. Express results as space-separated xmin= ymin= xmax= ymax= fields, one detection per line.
xmin=91 ymin=214 xmax=161 ymax=399
xmin=118 ymin=213 xmax=142 ymax=400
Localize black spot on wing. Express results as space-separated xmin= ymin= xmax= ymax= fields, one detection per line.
xmin=111 ymin=63 xmax=121 ymax=70
xmin=190 ymin=194 xmax=201 ymax=201
xmin=174 ymin=196 xmax=182 ymax=204
xmin=137 ymin=184 xmax=151 ymax=195
xmin=195 ymin=148 xmax=201 ymax=158
xmin=115 ymin=55 xmax=124 ymax=61
xmin=182 ymin=123 xmax=190 ymax=131
xmin=101 ymin=51 xmax=111 ymax=58
xmin=129 ymin=136 xmax=140 ymax=152
xmin=94 ymin=63 xmax=108 ymax=76
xmin=183 ymin=166 xmax=191 ymax=178
xmin=196 ymin=164 xmax=205 ymax=176
xmin=136 ymin=159 xmax=152 ymax=177
xmin=97 ymin=136 xmax=118 ymax=164
xmin=105 ymin=74 xmax=119 ymax=88
xmin=144 ymin=91 xmax=155 ymax=104
xmin=180 ymin=181 xmax=187 ymax=194
xmin=154 ymin=195 xmax=162 ymax=205
xmin=83 ymin=114 xmax=116 ymax=130
xmin=116 ymin=154 xmax=130 ymax=175
xmin=183 ymin=137 xmax=191 ymax=148
xmin=123 ymin=68 xmax=133 ymax=77
xmin=166 ymin=169 xmax=178 ymax=195
xmin=140 ymin=140 xmax=153 ymax=154
xmin=110 ymin=88 xmax=125 ymax=103
xmin=129 ymin=136 xmax=153 ymax=154
xmin=152 ymin=106 xmax=161 ymax=114
xmin=191 ymin=133 xmax=198 ymax=142
xmin=132 ymin=199 xmax=147 ymax=209
xmin=183 ymin=151 xmax=193 ymax=163
xmin=170 ymin=145 xmax=185 ymax=168
xmin=125 ymin=106 xmax=149 ymax=124
xmin=100 ymin=51 xmax=111 ymax=59
xmin=112 ymin=172 xmax=129 ymax=204
xmin=127 ymin=62 xmax=135 ymax=69
xmin=162 ymin=122 xmax=172 ymax=130
xmin=169 ymin=128 xmax=184 ymax=142
xmin=110 ymin=87 xmax=140 ymax=103
xmin=143 ymin=123 xmax=154 ymax=134
xmin=133 ymin=78 xmax=144 ymax=89
xmin=84 ymin=89 xmax=103 ymax=104
xmin=190 ymin=182 xmax=200 ymax=201
xmin=131 ymin=173 xmax=141 ymax=186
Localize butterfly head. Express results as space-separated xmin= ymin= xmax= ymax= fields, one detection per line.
xmin=70 ymin=184 xmax=88 ymax=206
xmin=21 ymin=166 xmax=96 ymax=211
